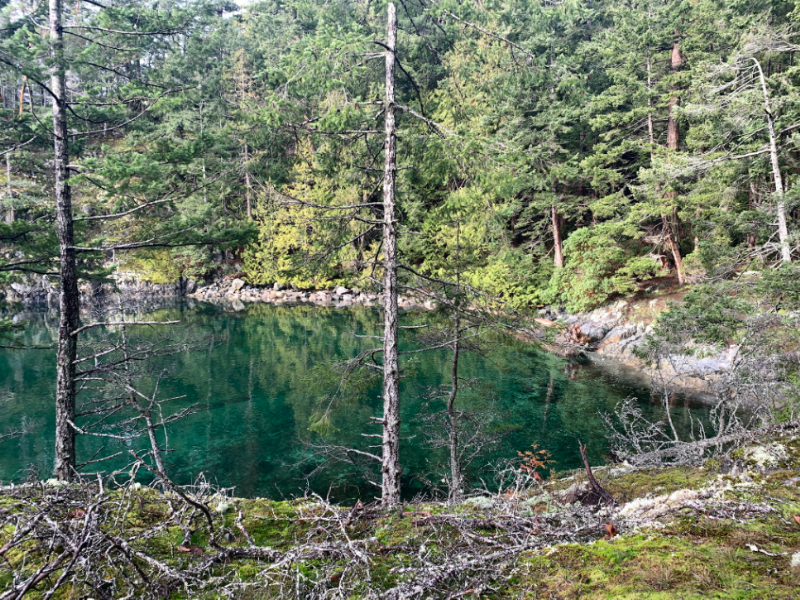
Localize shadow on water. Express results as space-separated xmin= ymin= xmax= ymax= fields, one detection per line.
xmin=0 ymin=300 xmax=712 ymax=502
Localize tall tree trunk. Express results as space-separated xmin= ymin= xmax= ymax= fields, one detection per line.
xmin=752 ymin=57 xmax=791 ymax=263
xmin=748 ymin=181 xmax=759 ymax=249
xmin=646 ymin=56 xmax=654 ymax=150
xmin=447 ymin=221 xmax=463 ymax=502
xmin=381 ymin=2 xmax=401 ymax=507
xmin=661 ymin=213 xmax=684 ymax=283
xmin=4 ymin=152 xmax=13 ymax=223
xmin=447 ymin=323 xmax=461 ymax=502
xmin=665 ymin=39 xmax=685 ymax=284
xmin=552 ymin=204 xmax=563 ymax=268
xmin=51 ymin=0 xmax=80 ymax=482
xmin=666 ymin=42 xmax=681 ymax=150
xmin=244 ymin=142 xmax=252 ymax=220
xmin=18 ymin=76 xmax=27 ymax=117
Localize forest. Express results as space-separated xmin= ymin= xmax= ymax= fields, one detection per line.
xmin=1 ymin=0 xmax=800 ymax=598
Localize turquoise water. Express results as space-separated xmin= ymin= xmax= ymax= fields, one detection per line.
xmin=0 ymin=301 xmax=706 ymax=501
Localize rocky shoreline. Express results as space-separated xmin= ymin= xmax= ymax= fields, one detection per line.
xmin=1 ymin=274 xmax=732 ymax=394
xmin=186 ymin=277 xmax=437 ymax=311
xmin=543 ymin=297 xmax=736 ymax=395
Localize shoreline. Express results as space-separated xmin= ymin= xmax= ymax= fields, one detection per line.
xmin=1 ymin=276 xmax=733 ymax=395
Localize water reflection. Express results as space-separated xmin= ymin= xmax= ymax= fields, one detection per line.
xmin=0 ymin=301 xmax=710 ymax=501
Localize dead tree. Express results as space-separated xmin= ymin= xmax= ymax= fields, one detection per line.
xmin=50 ymin=0 xmax=80 ymax=483
xmin=380 ymin=1 xmax=401 ymax=507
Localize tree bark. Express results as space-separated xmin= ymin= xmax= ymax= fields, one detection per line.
xmin=4 ymin=153 xmax=13 ymax=223
xmin=18 ymin=76 xmax=27 ymax=117
xmin=662 ymin=212 xmax=684 ymax=284
xmin=447 ymin=324 xmax=461 ymax=502
xmin=551 ymin=204 xmax=563 ymax=268
xmin=665 ymin=39 xmax=685 ymax=285
xmin=51 ymin=0 xmax=80 ymax=482
xmin=381 ymin=2 xmax=401 ymax=507
xmin=666 ymin=42 xmax=681 ymax=150
xmin=646 ymin=56 xmax=655 ymax=150
xmin=752 ymin=57 xmax=791 ymax=263
xmin=447 ymin=221 xmax=462 ymax=503
xmin=244 ymin=142 xmax=252 ymax=220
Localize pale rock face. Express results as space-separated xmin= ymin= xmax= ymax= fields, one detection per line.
xmin=335 ymin=286 xmax=350 ymax=295
xmin=230 ymin=278 xmax=245 ymax=293
xmin=791 ymin=551 xmax=800 ymax=570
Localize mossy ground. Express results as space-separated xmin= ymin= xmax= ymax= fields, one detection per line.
xmin=2 ymin=440 xmax=799 ymax=598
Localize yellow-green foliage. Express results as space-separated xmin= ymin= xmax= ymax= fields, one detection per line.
xmin=243 ymin=143 xmax=378 ymax=288
xmin=119 ymin=250 xmax=182 ymax=284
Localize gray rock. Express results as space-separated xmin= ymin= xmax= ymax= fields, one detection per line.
xmin=185 ymin=280 xmax=197 ymax=294
xmin=10 ymin=283 xmax=30 ymax=295
xmin=273 ymin=282 xmax=283 ymax=291
xmin=335 ymin=286 xmax=350 ymax=295
xmin=230 ymin=279 xmax=245 ymax=293
xmin=578 ymin=321 xmax=607 ymax=342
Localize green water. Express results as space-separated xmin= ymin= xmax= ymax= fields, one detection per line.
xmin=0 ymin=301 xmax=706 ymax=501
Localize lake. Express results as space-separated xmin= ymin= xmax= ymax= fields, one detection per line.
xmin=0 ymin=300 xmax=707 ymax=501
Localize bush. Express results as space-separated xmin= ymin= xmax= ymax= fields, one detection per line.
xmin=541 ymin=223 xmax=663 ymax=312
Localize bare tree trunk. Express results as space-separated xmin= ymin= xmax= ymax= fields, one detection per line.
xmin=748 ymin=181 xmax=759 ymax=248
xmin=380 ymin=2 xmax=401 ymax=507
xmin=51 ymin=0 xmax=80 ymax=482
xmin=119 ymin=318 xmax=167 ymax=476
xmin=447 ymin=329 xmax=461 ymax=502
xmin=18 ymin=76 xmax=27 ymax=117
xmin=665 ymin=39 xmax=685 ymax=285
xmin=447 ymin=221 xmax=462 ymax=502
xmin=666 ymin=42 xmax=681 ymax=150
xmin=244 ymin=142 xmax=252 ymax=220
xmin=4 ymin=152 xmax=13 ymax=223
xmin=752 ymin=57 xmax=791 ymax=263
xmin=646 ymin=56 xmax=654 ymax=150
xmin=662 ymin=213 xmax=684 ymax=284
xmin=551 ymin=204 xmax=563 ymax=268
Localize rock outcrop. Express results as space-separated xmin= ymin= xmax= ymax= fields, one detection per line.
xmin=546 ymin=297 xmax=736 ymax=394
xmin=187 ymin=279 xmax=436 ymax=310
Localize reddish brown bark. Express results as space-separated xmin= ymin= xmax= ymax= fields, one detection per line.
xmin=552 ymin=204 xmax=564 ymax=268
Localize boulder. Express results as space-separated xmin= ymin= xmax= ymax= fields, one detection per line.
xmin=335 ymin=286 xmax=350 ymax=296
xmin=230 ymin=278 xmax=245 ymax=293
xmin=185 ymin=280 xmax=197 ymax=294
xmin=577 ymin=321 xmax=607 ymax=343
xmin=273 ymin=282 xmax=283 ymax=291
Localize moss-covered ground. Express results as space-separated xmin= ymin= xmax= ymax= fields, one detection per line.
xmin=2 ymin=437 xmax=799 ymax=598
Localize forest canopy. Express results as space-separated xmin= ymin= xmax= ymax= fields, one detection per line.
xmin=2 ymin=0 xmax=799 ymax=307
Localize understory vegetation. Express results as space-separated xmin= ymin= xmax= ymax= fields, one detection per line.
xmin=3 ymin=429 xmax=800 ymax=599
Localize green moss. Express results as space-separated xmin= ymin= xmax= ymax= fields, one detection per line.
xmin=509 ymin=531 xmax=799 ymax=599
xmin=603 ymin=467 xmax=709 ymax=502
xmin=4 ymin=435 xmax=800 ymax=599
